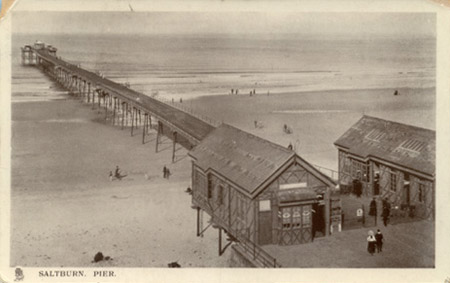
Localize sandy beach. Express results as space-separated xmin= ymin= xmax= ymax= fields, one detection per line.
xmin=188 ymin=87 xmax=435 ymax=170
xmin=10 ymin=83 xmax=435 ymax=268
xmin=11 ymin=99 xmax=231 ymax=267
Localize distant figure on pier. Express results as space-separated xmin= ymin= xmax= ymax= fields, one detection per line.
xmin=163 ymin=166 xmax=167 ymax=179
xmin=254 ymin=120 xmax=258 ymax=128
xmin=231 ymin=89 xmax=234 ymax=95
xmin=394 ymin=90 xmax=399 ymax=96
xmin=236 ymin=89 xmax=239 ymax=95
xmin=167 ymin=168 xmax=171 ymax=179
xmin=249 ymin=91 xmax=252 ymax=97
xmin=253 ymin=89 xmax=256 ymax=95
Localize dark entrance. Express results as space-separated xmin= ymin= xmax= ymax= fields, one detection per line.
xmin=258 ymin=210 xmax=272 ymax=245
xmin=312 ymin=202 xmax=325 ymax=238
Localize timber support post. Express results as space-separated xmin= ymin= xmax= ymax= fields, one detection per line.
xmin=155 ymin=121 xmax=162 ymax=153
xmin=142 ymin=113 xmax=148 ymax=144
xmin=218 ymin=228 xmax=222 ymax=256
xmin=112 ymin=97 xmax=116 ymax=125
xmin=121 ymin=102 xmax=125 ymax=130
xmin=131 ymin=107 xmax=135 ymax=136
xmin=172 ymin=131 xmax=177 ymax=163
xmin=196 ymin=207 xmax=200 ymax=237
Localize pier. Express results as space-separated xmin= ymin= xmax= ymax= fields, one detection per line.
xmin=22 ymin=41 xmax=216 ymax=163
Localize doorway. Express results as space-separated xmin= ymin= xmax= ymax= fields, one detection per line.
xmin=279 ymin=204 xmax=312 ymax=245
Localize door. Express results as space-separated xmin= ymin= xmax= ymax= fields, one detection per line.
xmin=279 ymin=204 xmax=312 ymax=245
xmin=312 ymin=203 xmax=325 ymax=238
xmin=258 ymin=210 xmax=272 ymax=245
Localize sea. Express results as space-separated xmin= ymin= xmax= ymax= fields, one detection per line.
xmin=12 ymin=33 xmax=435 ymax=102
xmin=11 ymin=33 xmax=436 ymax=170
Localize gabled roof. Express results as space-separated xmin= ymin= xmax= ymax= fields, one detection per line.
xmin=189 ymin=124 xmax=295 ymax=195
xmin=334 ymin=115 xmax=435 ymax=176
xmin=189 ymin=124 xmax=336 ymax=197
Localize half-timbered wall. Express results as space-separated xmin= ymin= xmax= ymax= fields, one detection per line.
xmin=191 ymin=164 xmax=256 ymax=242
xmin=256 ymin=162 xmax=330 ymax=245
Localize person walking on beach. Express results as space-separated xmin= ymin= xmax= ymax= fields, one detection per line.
xmin=166 ymin=168 xmax=171 ymax=179
xmin=375 ymin=229 xmax=384 ymax=253
xmin=163 ymin=166 xmax=167 ymax=179
xmin=115 ymin=166 xmax=122 ymax=180
xmin=254 ymin=120 xmax=258 ymax=128
xmin=367 ymin=230 xmax=376 ymax=255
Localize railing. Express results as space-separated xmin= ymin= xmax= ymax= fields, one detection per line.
xmin=236 ymin=233 xmax=281 ymax=268
xmin=312 ymin=164 xmax=339 ymax=181
xmin=209 ymin=211 xmax=281 ymax=268
xmin=155 ymin=96 xmax=222 ymax=127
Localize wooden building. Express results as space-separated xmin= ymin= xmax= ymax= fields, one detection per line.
xmin=334 ymin=116 xmax=435 ymax=220
xmin=189 ymin=124 xmax=338 ymax=247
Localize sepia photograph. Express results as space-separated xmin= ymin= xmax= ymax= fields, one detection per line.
xmin=0 ymin=0 xmax=449 ymax=282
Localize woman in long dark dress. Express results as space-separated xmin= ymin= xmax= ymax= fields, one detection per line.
xmin=367 ymin=230 xmax=376 ymax=255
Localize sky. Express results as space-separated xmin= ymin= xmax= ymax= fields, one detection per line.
xmin=11 ymin=11 xmax=436 ymax=37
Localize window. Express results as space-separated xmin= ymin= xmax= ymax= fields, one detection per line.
xmin=216 ymin=185 xmax=224 ymax=205
xmin=351 ymin=159 xmax=369 ymax=182
xmin=419 ymin=183 xmax=425 ymax=203
xmin=390 ymin=171 xmax=397 ymax=192
xmin=207 ymin=175 xmax=212 ymax=199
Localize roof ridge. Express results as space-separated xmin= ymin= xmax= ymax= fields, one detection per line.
xmin=362 ymin=115 xmax=435 ymax=134
xmin=220 ymin=123 xmax=295 ymax=155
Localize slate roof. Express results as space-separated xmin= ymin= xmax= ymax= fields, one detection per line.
xmin=334 ymin=116 xmax=435 ymax=177
xmin=189 ymin=124 xmax=296 ymax=195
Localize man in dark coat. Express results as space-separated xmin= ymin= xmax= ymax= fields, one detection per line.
xmin=382 ymin=206 xmax=390 ymax=226
xmin=369 ymin=198 xmax=377 ymax=216
xmin=375 ymin=229 xmax=384 ymax=253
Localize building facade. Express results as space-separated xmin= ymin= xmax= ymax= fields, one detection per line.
xmin=189 ymin=124 xmax=338 ymax=247
xmin=334 ymin=116 xmax=435 ymax=220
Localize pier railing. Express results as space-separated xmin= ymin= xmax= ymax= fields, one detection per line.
xmin=155 ymin=96 xmax=221 ymax=127
xmin=312 ymin=164 xmax=339 ymax=181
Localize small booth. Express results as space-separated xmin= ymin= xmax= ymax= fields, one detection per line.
xmin=189 ymin=124 xmax=339 ymax=248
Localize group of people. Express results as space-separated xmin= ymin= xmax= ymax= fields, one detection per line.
xmin=109 ymin=165 xmax=126 ymax=181
xmin=163 ymin=165 xmax=171 ymax=179
xmin=367 ymin=229 xmax=384 ymax=255
xmin=368 ymin=197 xmax=392 ymax=226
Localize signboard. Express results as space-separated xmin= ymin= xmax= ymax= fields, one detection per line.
xmin=259 ymin=200 xmax=271 ymax=211
xmin=279 ymin=182 xmax=307 ymax=190
xmin=356 ymin=208 xmax=364 ymax=217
